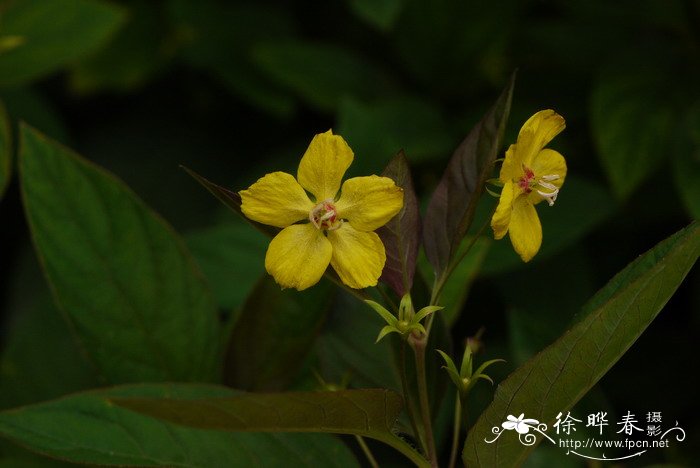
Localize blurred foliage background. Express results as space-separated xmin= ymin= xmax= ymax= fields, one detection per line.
xmin=0 ymin=0 xmax=698 ymax=466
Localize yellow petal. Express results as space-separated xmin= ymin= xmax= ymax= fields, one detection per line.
xmin=528 ymin=148 xmax=567 ymax=205
xmin=508 ymin=195 xmax=542 ymax=262
xmin=516 ymin=110 xmax=566 ymax=168
xmin=499 ymin=144 xmax=521 ymax=183
xmin=265 ymin=224 xmax=332 ymax=290
xmin=491 ymin=182 xmax=515 ymax=240
xmin=328 ymin=223 xmax=385 ymax=289
xmin=240 ymin=172 xmax=314 ymax=228
xmin=297 ymin=130 xmax=354 ymax=202
xmin=334 ymin=175 xmax=403 ymax=232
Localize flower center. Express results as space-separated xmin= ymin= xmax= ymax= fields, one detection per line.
xmin=518 ymin=165 xmax=561 ymax=206
xmin=309 ymin=199 xmax=342 ymax=230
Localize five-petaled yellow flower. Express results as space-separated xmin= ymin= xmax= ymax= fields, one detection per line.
xmin=240 ymin=130 xmax=403 ymax=290
xmin=491 ymin=110 xmax=567 ymax=262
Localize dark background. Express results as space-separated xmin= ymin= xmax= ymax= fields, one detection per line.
xmin=0 ymin=0 xmax=698 ymax=466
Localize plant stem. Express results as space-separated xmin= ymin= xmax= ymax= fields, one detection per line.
xmin=355 ymin=435 xmax=379 ymax=468
xmin=448 ymin=395 xmax=461 ymax=468
xmin=401 ymin=341 xmax=426 ymax=454
xmin=411 ymin=336 xmax=438 ymax=467
xmin=430 ymin=206 xmax=496 ymax=306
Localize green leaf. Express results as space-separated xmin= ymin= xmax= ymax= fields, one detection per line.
xmin=19 ymin=125 xmax=220 ymax=383
xmin=69 ymin=1 xmax=171 ymax=94
xmin=0 ymin=384 xmax=359 ymax=467
xmin=423 ymin=73 xmax=515 ymax=277
xmin=0 ymin=101 xmax=10 ymax=199
xmin=365 ymin=300 xmax=398 ymax=326
xmin=377 ymin=151 xmax=421 ymax=296
xmin=463 ymin=221 xmax=700 ymax=466
xmin=167 ymin=0 xmax=296 ymax=117
xmin=224 ymin=277 xmax=334 ymax=391
xmin=0 ymin=297 xmax=99 ymax=410
xmin=252 ymin=41 xmax=391 ymax=112
xmin=337 ymin=96 xmax=452 ymax=173
xmin=591 ymin=68 xmax=674 ymax=199
xmin=0 ymin=0 xmax=126 ymax=86
xmin=347 ymin=0 xmax=403 ymax=31
xmin=113 ymin=388 xmax=423 ymax=465
xmin=185 ymin=221 xmax=267 ymax=310
xmin=316 ymin=292 xmax=402 ymax=392
xmin=436 ymin=350 xmax=461 ymax=387
xmin=0 ymin=88 xmax=69 ymax=144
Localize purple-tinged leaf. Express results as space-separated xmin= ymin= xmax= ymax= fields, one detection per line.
xmin=423 ymin=73 xmax=515 ymax=278
xmin=378 ymin=151 xmax=421 ymax=296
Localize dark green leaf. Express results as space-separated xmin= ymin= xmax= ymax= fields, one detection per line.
xmin=316 ymin=291 xmax=402 ymax=392
xmin=19 ymin=125 xmax=220 ymax=383
xmin=69 ymin=1 xmax=171 ymax=94
xmin=0 ymin=88 xmax=69 ymax=144
xmin=167 ymin=0 xmax=296 ymax=117
xmin=347 ymin=0 xmax=403 ymax=31
xmin=423 ymin=73 xmax=515 ymax=278
xmin=252 ymin=41 xmax=391 ymax=112
xmin=0 ymin=101 xmax=10 ymax=199
xmin=377 ymin=151 xmax=421 ymax=296
xmin=591 ymin=68 xmax=674 ymax=199
xmin=0 ymin=297 xmax=99 ymax=410
xmin=0 ymin=384 xmax=359 ymax=467
xmin=113 ymin=387 xmax=423 ymax=465
xmin=337 ymin=96 xmax=453 ymax=174
xmin=0 ymin=455 xmax=72 ymax=468
xmin=185 ymin=221 xmax=267 ymax=310
xmin=463 ymin=222 xmax=700 ymax=466
xmin=224 ymin=277 xmax=334 ymax=391
xmin=0 ymin=0 xmax=126 ymax=86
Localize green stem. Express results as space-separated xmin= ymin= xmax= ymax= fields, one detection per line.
xmin=355 ymin=435 xmax=379 ymax=468
xmin=460 ymin=392 xmax=469 ymax=439
xmin=448 ymin=395 xmax=461 ymax=468
xmin=401 ymin=341 xmax=426 ymax=454
xmin=430 ymin=207 xmax=496 ymax=306
xmin=411 ymin=336 xmax=438 ymax=467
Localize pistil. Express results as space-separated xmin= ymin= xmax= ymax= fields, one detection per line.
xmin=309 ymin=199 xmax=342 ymax=230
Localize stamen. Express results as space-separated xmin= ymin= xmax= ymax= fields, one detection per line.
xmin=540 ymin=174 xmax=560 ymax=181
xmin=326 ymin=220 xmax=343 ymax=231
xmin=536 ymin=188 xmax=559 ymax=206
xmin=537 ymin=180 xmax=558 ymax=191
xmin=309 ymin=199 xmax=340 ymax=230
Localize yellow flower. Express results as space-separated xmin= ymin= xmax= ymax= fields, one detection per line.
xmin=491 ymin=110 xmax=567 ymax=262
xmin=240 ymin=130 xmax=404 ymax=290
